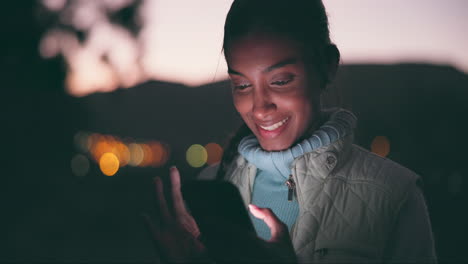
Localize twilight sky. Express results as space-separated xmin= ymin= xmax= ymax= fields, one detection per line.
xmin=40 ymin=0 xmax=468 ymax=96
xmin=143 ymin=0 xmax=468 ymax=85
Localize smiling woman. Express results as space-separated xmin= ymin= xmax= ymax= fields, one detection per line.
xmin=146 ymin=0 xmax=438 ymax=263
xmin=227 ymin=33 xmax=320 ymax=151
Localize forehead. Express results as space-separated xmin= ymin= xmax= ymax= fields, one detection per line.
xmin=225 ymin=32 xmax=305 ymax=68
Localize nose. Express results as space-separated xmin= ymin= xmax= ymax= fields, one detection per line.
xmin=252 ymin=86 xmax=276 ymax=120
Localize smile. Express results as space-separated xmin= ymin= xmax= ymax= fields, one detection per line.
xmin=259 ymin=117 xmax=290 ymax=131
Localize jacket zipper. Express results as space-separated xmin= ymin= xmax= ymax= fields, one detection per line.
xmin=285 ymin=174 xmax=296 ymax=201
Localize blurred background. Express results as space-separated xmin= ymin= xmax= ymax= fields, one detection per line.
xmin=1 ymin=0 xmax=467 ymax=262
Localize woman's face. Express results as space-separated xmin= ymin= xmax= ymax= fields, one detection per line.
xmin=226 ymin=32 xmax=322 ymax=151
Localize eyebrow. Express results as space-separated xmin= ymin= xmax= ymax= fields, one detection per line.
xmin=228 ymin=57 xmax=298 ymax=76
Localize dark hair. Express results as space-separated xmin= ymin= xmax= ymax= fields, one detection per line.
xmin=217 ymin=0 xmax=339 ymax=179
xmin=223 ymin=0 xmax=339 ymax=87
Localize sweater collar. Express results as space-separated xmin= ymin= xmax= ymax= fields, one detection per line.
xmin=238 ymin=108 xmax=357 ymax=178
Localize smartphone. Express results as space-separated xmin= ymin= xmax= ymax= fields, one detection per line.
xmin=183 ymin=180 xmax=274 ymax=262
xmin=182 ymin=180 xmax=255 ymax=237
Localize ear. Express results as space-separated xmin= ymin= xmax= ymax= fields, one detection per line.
xmin=325 ymin=44 xmax=340 ymax=84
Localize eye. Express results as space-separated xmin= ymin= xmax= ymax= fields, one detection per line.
xmin=271 ymin=79 xmax=291 ymax=86
xmin=271 ymin=76 xmax=294 ymax=86
xmin=230 ymin=80 xmax=252 ymax=92
xmin=234 ymin=83 xmax=251 ymax=90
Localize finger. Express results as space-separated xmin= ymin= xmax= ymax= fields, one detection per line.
xmin=154 ymin=176 xmax=171 ymax=222
xmin=249 ymin=204 xmax=288 ymax=242
xmin=169 ymin=166 xmax=186 ymax=216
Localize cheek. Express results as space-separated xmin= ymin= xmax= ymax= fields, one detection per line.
xmin=233 ymin=95 xmax=250 ymax=116
xmin=289 ymin=97 xmax=314 ymax=126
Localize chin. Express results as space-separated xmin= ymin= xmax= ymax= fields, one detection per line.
xmin=259 ymin=140 xmax=292 ymax=152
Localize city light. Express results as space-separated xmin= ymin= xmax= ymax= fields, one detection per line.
xmin=148 ymin=141 xmax=169 ymax=167
xmin=186 ymin=144 xmax=208 ymax=168
xmin=99 ymin=152 xmax=120 ymax=176
xmin=370 ymin=136 xmax=390 ymax=157
xmin=128 ymin=143 xmax=144 ymax=166
xmin=73 ymin=131 xmax=171 ymax=176
xmin=205 ymin=142 xmax=223 ymax=166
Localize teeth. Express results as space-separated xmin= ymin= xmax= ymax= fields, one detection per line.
xmin=260 ymin=117 xmax=289 ymax=131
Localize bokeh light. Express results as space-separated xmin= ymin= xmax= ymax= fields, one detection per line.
xmin=139 ymin=144 xmax=154 ymax=167
xmin=99 ymin=152 xmax=120 ymax=176
xmin=128 ymin=143 xmax=144 ymax=166
xmin=87 ymin=133 xmax=102 ymax=153
xmin=74 ymin=131 xmax=171 ymax=171
xmin=137 ymin=141 xmax=170 ymax=167
xmin=73 ymin=131 xmax=90 ymax=153
xmin=91 ymin=136 xmax=114 ymax=162
xmin=148 ymin=141 xmax=169 ymax=167
xmin=186 ymin=144 xmax=208 ymax=168
xmin=71 ymin=154 xmax=90 ymax=177
xmin=370 ymin=136 xmax=391 ymax=157
xmin=205 ymin=142 xmax=223 ymax=166
xmin=114 ymin=142 xmax=131 ymax=166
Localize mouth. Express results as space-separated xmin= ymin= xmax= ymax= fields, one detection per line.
xmin=259 ymin=117 xmax=289 ymax=131
xmin=256 ymin=117 xmax=290 ymax=139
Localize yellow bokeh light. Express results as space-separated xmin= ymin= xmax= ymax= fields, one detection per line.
xmin=186 ymin=144 xmax=208 ymax=168
xmin=128 ymin=143 xmax=144 ymax=166
xmin=99 ymin=152 xmax=120 ymax=176
xmin=205 ymin=143 xmax=223 ymax=166
xmin=371 ymin=136 xmax=391 ymax=157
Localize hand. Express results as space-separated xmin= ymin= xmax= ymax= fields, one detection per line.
xmin=202 ymin=203 xmax=297 ymax=263
xmin=248 ymin=204 xmax=297 ymax=263
xmin=143 ymin=167 xmax=206 ymax=263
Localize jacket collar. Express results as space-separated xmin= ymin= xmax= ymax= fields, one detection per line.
xmin=291 ymin=133 xmax=355 ymax=180
xmin=228 ymin=132 xmax=355 ymax=183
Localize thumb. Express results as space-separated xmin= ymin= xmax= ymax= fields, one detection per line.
xmin=249 ymin=204 xmax=288 ymax=242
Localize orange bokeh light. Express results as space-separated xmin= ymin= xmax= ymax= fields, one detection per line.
xmin=87 ymin=134 xmax=130 ymax=166
xmin=139 ymin=144 xmax=154 ymax=167
xmin=79 ymin=131 xmax=170 ymax=169
xmin=148 ymin=141 xmax=169 ymax=167
xmin=205 ymin=143 xmax=223 ymax=166
xmin=99 ymin=152 xmax=120 ymax=176
xmin=91 ymin=138 xmax=113 ymax=162
xmin=371 ymin=136 xmax=391 ymax=157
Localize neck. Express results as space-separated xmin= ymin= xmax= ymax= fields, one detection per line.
xmin=294 ymin=109 xmax=325 ymax=145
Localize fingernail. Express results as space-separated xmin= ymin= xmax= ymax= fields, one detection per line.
xmin=170 ymin=165 xmax=177 ymax=170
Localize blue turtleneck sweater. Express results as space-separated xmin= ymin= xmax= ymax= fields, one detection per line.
xmin=238 ymin=109 xmax=357 ymax=240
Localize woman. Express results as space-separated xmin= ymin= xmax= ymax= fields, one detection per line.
xmin=147 ymin=0 xmax=437 ymax=262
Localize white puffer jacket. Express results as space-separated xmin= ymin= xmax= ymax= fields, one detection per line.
xmin=199 ymin=133 xmax=435 ymax=263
